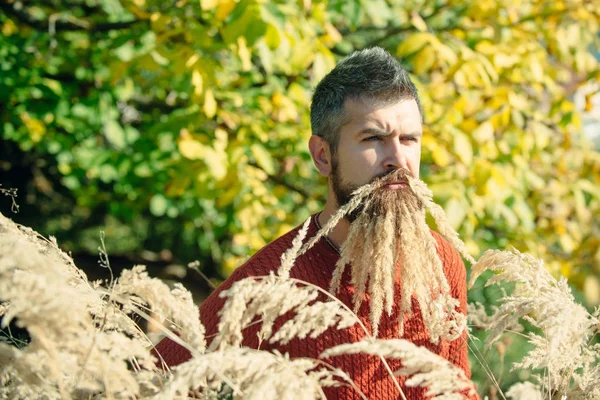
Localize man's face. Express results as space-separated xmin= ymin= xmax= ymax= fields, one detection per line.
xmin=330 ymin=98 xmax=423 ymax=212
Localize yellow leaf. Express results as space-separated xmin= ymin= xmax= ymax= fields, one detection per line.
xmin=465 ymin=239 xmax=480 ymax=257
xmin=203 ymin=147 xmax=228 ymax=180
xmin=396 ymin=32 xmax=432 ymax=57
xmin=218 ymin=182 xmax=243 ymax=207
xmin=429 ymin=181 xmax=459 ymax=202
xmin=20 ymin=113 xmax=46 ymax=143
xmin=324 ymin=22 xmax=342 ymax=44
xmin=311 ymin=50 xmax=335 ymax=85
xmin=453 ymin=130 xmax=473 ymax=164
xmin=472 ymin=159 xmax=492 ymax=195
xmin=186 ymin=54 xmax=199 ymax=68
xmin=494 ymin=53 xmax=518 ymax=69
xmin=453 ymin=69 xmax=467 ymax=88
xmin=480 ymin=141 xmax=499 ymax=160
xmin=237 ymin=37 xmax=252 ymax=71
xmin=178 ymin=137 xmax=205 ymax=160
xmin=431 ymin=145 xmax=451 ymax=167
xmin=2 ymin=19 xmax=17 ymax=36
xmin=444 ymin=197 xmax=467 ymax=230
xmin=472 ymin=121 xmax=494 ymax=144
xmin=530 ymin=58 xmax=544 ymax=82
xmin=290 ymin=39 xmax=315 ymax=72
xmin=410 ymin=12 xmax=428 ymax=32
xmin=264 ymin=24 xmax=281 ymax=49
xmin=204 ymin=88 xmax=217 ymax=118
xmin=192 ymin=68 xmax=203 ymax=96
xmin=200 ymin=0 xmax=219 ymax=10
xmin=216 ymin=0 xmax=236 ymax=20
xmin=413 ymin=46 xmax=435 ymax=75
xmin=276 ymin=223 xmax=294 ymax=237
xmin=559 ymin=233 xmax=576 ymax=253
xmin=435 ymin=43 xmax=458 ymax=65
xmin=251 ymin=143 xmax=276 ymax=175
xmin=584 ymin=275 xmax=600 ymax=306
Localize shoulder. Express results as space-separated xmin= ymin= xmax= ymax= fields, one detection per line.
xmin=429 ymin=229 xmax=467 ymax=281
xmin=233 ymin=216 xmax=317 ymax=278
xmin=430 ymin=230 xmax=462 ymax=263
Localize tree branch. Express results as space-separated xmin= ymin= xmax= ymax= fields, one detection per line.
xmin=248 ymin=162 xmax=311 ymax=198
xmin=362 ymin=3 xmax=453 ymax=50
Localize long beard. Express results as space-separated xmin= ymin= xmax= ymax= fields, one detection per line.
xmin=328 ymin=170 xmax=465 ymax=343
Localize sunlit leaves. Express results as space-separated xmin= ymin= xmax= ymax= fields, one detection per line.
xmin=1 ymin=0 xmax=598 ymax=298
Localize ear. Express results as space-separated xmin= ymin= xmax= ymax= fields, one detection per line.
xmin=308 ymin=135 xmax=332 ymax=177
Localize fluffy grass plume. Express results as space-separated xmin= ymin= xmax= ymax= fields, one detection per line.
xmin=469 ymin=248 xmax=600 ymax=398
xmin=211 ymin=274 xmax=357 ymax=351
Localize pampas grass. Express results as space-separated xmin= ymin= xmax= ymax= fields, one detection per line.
xmin=210 ymin=274 xmax=357 ymax=351
xmin=469 ymin=248 xmax=600 ymax=399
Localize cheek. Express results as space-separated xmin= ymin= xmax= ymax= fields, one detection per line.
xmin=408 ymin=146 xmax=422 ymax=175
xmin=339 ymin=148 xmax=378 ymax=181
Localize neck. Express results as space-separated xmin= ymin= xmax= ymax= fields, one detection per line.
xmin=318 ymin=199 xmax=350 ymax=249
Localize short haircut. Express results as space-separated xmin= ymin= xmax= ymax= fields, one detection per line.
xmin=310 ymin=47 xmax=423 ymax=154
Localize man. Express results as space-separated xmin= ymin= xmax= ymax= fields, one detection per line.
xmin=155 ymin=47 xmax=477 ymax=399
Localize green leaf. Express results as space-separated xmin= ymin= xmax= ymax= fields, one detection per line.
xmin=104 ymin=120 xmax=126 ymax=149
xmin=222 ymin=1 xmax=267 ymax=46
xmin=150 ymin=194 xmax=168 ymax=217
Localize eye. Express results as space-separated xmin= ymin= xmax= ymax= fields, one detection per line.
xmin=363 ymin=136 xmax=382 ymax=142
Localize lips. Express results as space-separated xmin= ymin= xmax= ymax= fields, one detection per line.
xmin=384 ymin=181 xmax=408 ymax=189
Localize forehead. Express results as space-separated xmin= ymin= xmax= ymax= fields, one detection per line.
xmin=341 ymin=97 xmax=422 ymax=133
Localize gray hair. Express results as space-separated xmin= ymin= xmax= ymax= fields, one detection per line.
xmin=310 ymin=47 xmax=423 ymax=154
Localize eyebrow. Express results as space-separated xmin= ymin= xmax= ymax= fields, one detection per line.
xmin=357 ymin=127 xmax=422 ymax=139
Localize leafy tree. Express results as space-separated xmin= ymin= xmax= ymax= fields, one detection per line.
xmin=2 ymin=0 xmax=598 ymax=281
xmin=1 ymin=0 xmax=600 ymax=395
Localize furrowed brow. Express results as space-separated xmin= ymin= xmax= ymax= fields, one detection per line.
xmin=357 ymin=127 xmax=391 ymax=137
xmin=399 ymin=131 xmax=422 ymax=139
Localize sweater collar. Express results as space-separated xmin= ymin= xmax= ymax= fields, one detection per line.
xmin=313 ymin=212 xmax=341 ymax=256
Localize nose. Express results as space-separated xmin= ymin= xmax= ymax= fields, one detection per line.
xmin=383 ymin=139 xmax=408 ymax=170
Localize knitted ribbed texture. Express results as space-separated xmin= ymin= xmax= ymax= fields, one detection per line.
xmin=154 ymin=214 xmax=479 ymax=399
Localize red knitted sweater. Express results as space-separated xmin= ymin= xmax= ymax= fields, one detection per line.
xmin=154 ymin=214 xmax=479 ymax=399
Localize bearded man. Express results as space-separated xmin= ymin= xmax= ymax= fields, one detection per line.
xmin=155 ymin=47 xmax=479 ymax=399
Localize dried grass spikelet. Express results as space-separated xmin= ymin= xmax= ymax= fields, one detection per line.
xmin=505 ymin=381 xmax=544 ymax=400
xmin=210 ymin=274 xmax=357 ymax=351
xmin=289 ymin=183 xmax=376 ymax=265
xmin=278 ymin=216 xmax=311 ymax=279
xmin=109 ymin=265 xmax=206 ymax=354
xmin=408 ymin=178 xmax=475 ymax=265
xmin=566 ymin=341 xmax=600 ymax=400
xmin=321 ymin=338 xmax=476 ymax=400
xmin=399 ymin=200 xmax=465 ymax=343
xmin=156 ymin=348 xmax=359 ymax=400
xmin=469 ymin=248 xmax=600 ymax=396
xmin=466 ymin=302 xmax=524 ymax=333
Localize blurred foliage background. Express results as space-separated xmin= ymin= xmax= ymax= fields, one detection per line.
xmin=1 ymin=0 xmax=600 ymax=397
